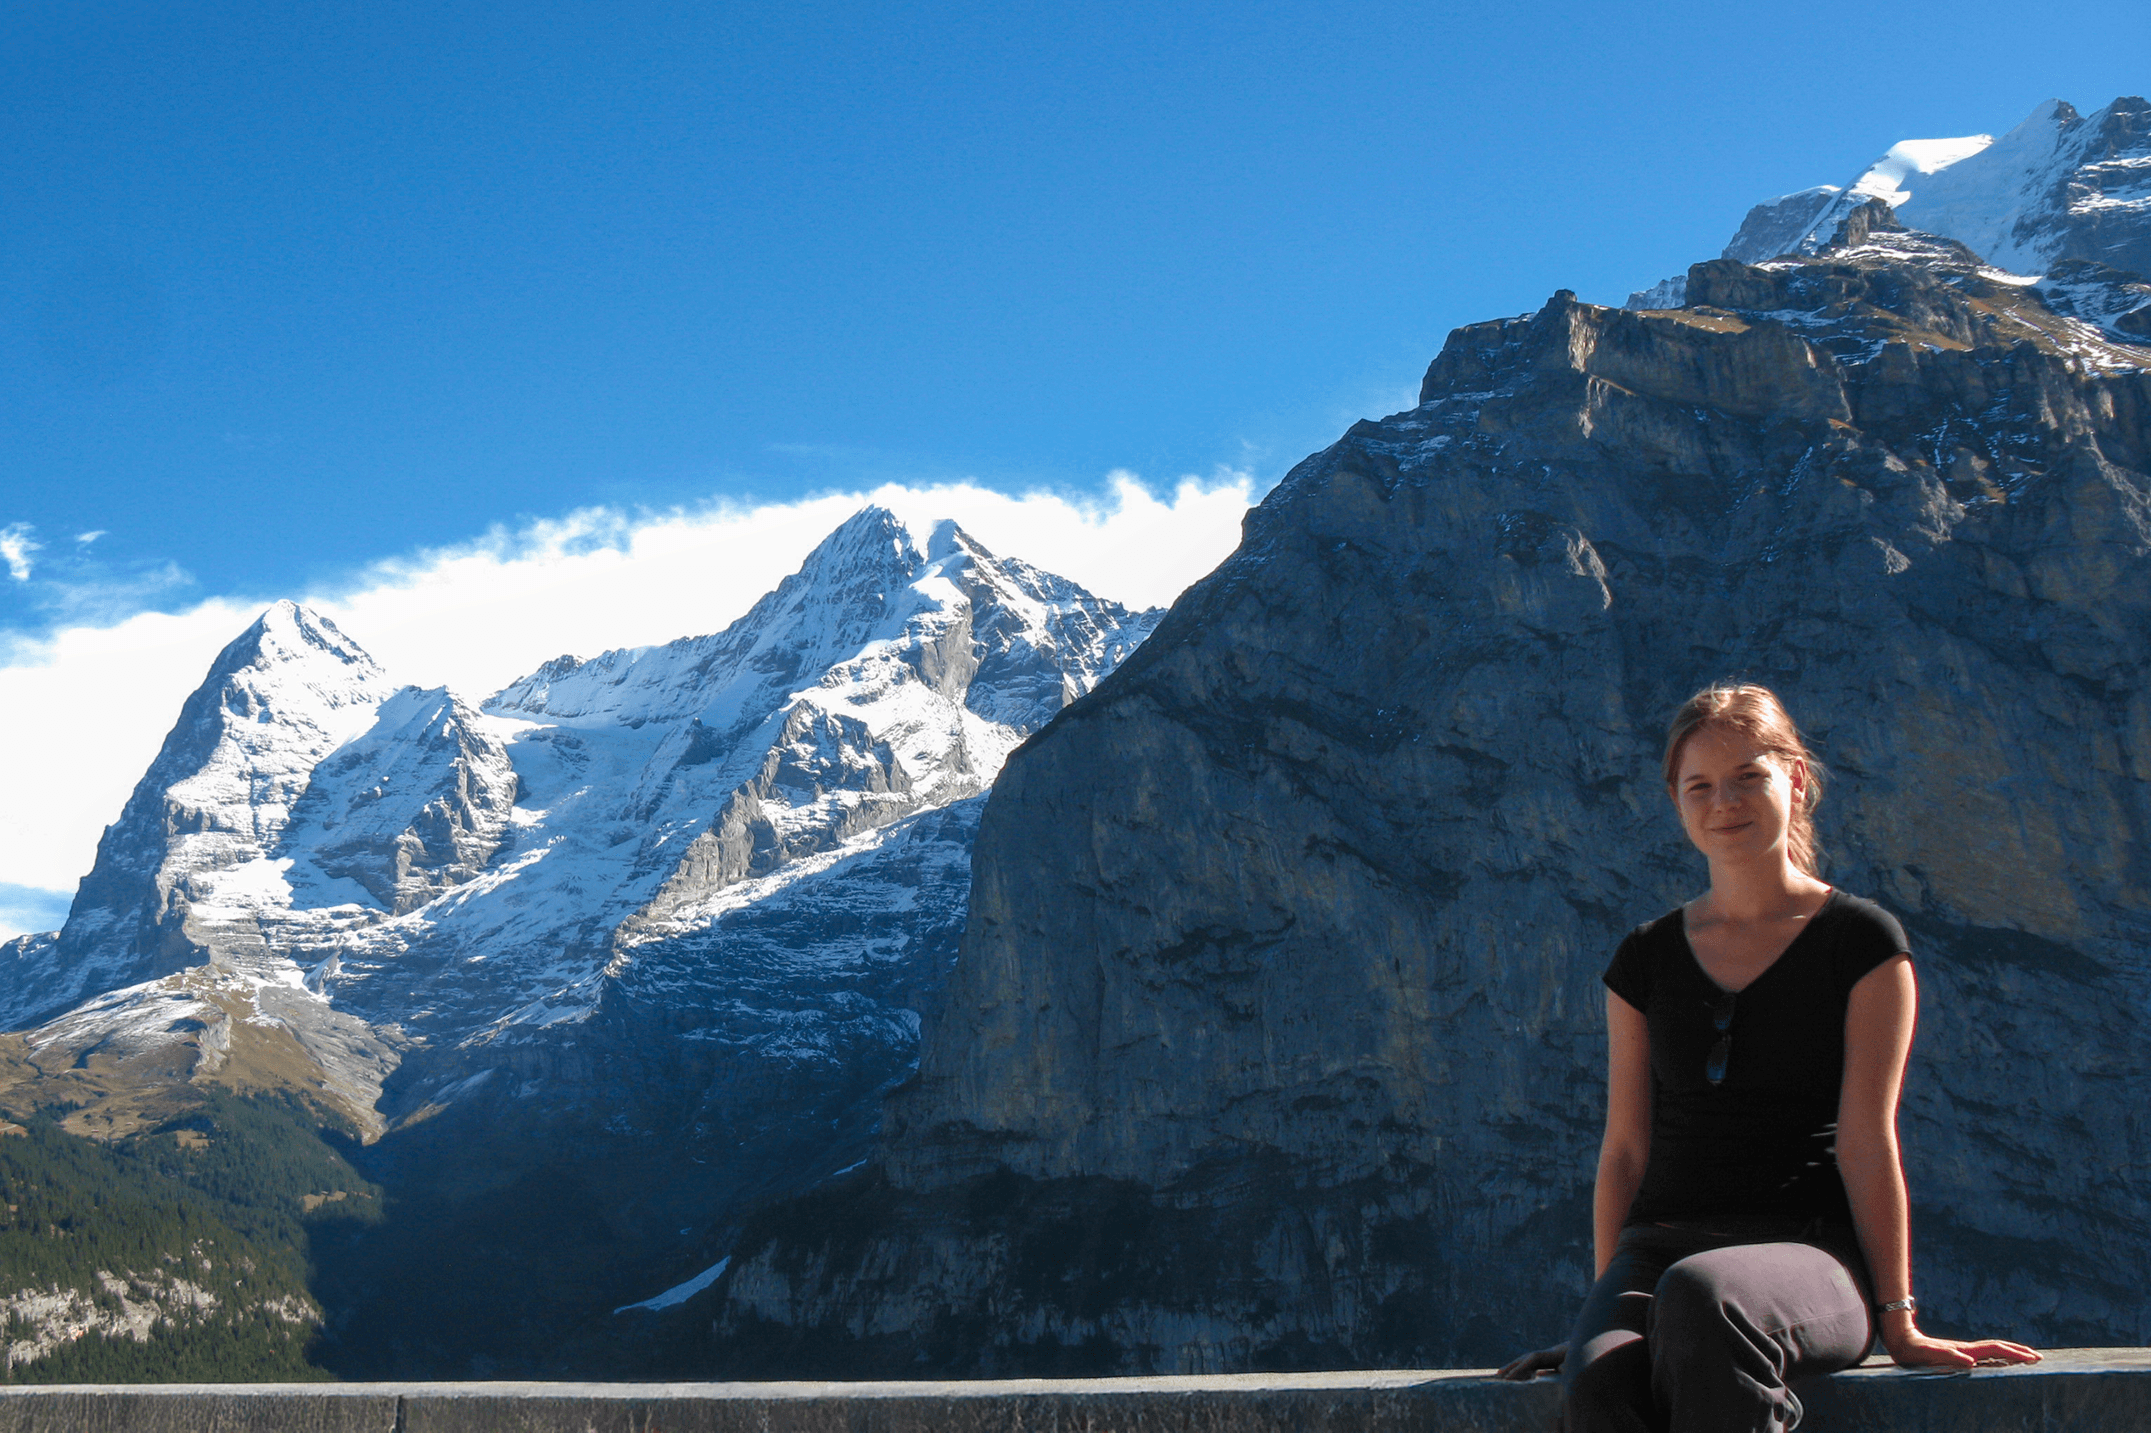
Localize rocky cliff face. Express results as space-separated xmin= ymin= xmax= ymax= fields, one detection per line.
xmin=711 ymin=209 xmax=2151 ymax=1373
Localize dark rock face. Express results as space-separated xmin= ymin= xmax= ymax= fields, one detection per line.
xmin=307 ymin=798 xmax=984 ymax=1379
xmin=712 ymin=227 xmax=2151 ymax=1372
xmin=2029 ymin=97 xmax=2151 ymax=279
xmin=1723 ymin=187 xmax=1840 ymax=267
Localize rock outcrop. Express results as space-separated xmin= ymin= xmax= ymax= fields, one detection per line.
xmin=711 ymin=212 xmax=2151 ymax=1374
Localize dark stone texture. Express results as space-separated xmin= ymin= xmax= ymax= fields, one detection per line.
xmin=710 ymin=229 xmax=2151 ymax=1371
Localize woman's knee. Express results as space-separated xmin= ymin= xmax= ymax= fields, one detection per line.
xmin=1562 ymin=1333 xmax=1653 ymax=1433
xmin=1650 ymin=1250 xmax=1754 ymax=1352
xmin=1651 ymin=1242 xmax=1865 ymax=1352
xmin=1655 ymin=1252 xmax=1728 ymax=1308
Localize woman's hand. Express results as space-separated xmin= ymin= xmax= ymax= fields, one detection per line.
xmin=1494 ymin=1343 xmax=1566 ymax=1380
xmin=1883 ymin=1325 xmax=2041 ymax=1370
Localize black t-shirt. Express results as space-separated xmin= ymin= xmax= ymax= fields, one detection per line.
xmin=1602 ymin=889 xmax=1910 ymax=1228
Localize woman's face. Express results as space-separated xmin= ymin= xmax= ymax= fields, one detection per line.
xmin=1670 ymin=725 xmax=1803 ymax=864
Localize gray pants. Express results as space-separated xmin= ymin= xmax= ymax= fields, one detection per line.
xmin=1562 ymin=1220 xmax=1875 ymax=1433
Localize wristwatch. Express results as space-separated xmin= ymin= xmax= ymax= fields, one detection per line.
xmin=1875 ymin=1297 xmax=1917 ymax=1315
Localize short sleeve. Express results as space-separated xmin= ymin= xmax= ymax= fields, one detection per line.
xmin=1602 ymin=929 xmax=1652 ymax=1013
xmin=1831 ymin=894 xmax=1911 ymax=996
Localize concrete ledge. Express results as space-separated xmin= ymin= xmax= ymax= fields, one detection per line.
xmin=0 ymin=1349 xmax=2141 ymax=1431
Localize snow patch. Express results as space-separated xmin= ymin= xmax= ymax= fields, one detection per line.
xmin=613 ymin=1256 xmax=731 ymax=1314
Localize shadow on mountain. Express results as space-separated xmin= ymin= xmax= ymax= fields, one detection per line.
xmin=301 ymin=1022 xmax=912 ymax=1378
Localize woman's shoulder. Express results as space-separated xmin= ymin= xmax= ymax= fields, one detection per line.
xmin=1603 ymin=904 xmax=1690 ymax=1004
xmin=1820 ymin=889 xmax=1912 ymax=955
xmin=1631 ymin=903 xmax=1689 ymax=945
xmin=1610 ymin=904 xmax=1689 ymax=966
xmin=1814 ymin=891 xmax=1912 ymax=993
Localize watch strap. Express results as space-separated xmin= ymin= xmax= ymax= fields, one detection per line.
xmin=1875 ymin=1296 xmax=1917 ymax=1315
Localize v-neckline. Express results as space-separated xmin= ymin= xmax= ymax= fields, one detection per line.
xmin=1679 ymin=888 xmax=1837 ymax=996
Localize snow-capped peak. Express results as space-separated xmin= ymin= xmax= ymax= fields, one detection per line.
xmin=1845 ymin=134 xmax=1996 ymax=208
xmin=1716 ymin=97 xmax=2150 ymax=278
xmin=1 ymin=602 xmax=407 ymax=1034
xmin=5 ymin=507 xmax=1163 ymax=1149
xmin=793 ymin=503 xmax=923 ymax=587
xmin=462 ymin=507 xmax=1159 ymax=959
xmin=1633 ymin=96 xmax=2151 ymax=337
xmin=483 ymin=505 xmax=931 ymax=728
xmin=232 ymin=599 xmax=382 ymax=676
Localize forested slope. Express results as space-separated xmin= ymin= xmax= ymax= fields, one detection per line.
xmin=0 ymin=1091 xmax=376 ymax=1381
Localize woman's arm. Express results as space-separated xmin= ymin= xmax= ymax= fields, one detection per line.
xmin=1595 ymin=991 xmax=1652 ymax=1277
xmin=1838 ymin=955 xmax=2040 ymax=1368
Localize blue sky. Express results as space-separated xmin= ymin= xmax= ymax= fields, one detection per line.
xmin=7 ymin=0 xmax=2147 ymax=628
xmin=2 ymin=0 xmax=2148 ymax=930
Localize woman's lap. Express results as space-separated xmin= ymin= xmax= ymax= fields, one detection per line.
xmin=1562 ymin=1223 xmax=1873 ymax=1433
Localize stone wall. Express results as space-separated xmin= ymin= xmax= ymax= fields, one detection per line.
xmin=1 ymin=1355 xmax=2146 ymax=1432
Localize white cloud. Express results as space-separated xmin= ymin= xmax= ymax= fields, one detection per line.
xmin=0 ymin=884 xmax=75 ymax=945
xmin=0 ymin=525 xmax=40 ymax=582
xmin=75 ymin=531 xmax=106 ymax=545
xmin=0 ymin=473 xmax=1258 ymax=909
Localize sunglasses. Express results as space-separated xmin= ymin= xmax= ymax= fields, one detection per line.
xmin=1706 ymin=991 xmax=1737 ymax=1085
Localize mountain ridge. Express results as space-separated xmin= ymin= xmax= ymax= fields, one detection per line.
xmin=1629 ymin=95 xmax=2151 ymax=330
xmin=0 ymin=507 xmax=1164 ymax=1377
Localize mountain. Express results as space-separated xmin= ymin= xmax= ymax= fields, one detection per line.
xmin=1628 ymin=95 xmax=2151 ymax=333
xmin=0 ymin=603 xmax=419 ymax=1137
xmin=0 ymin=508 xmax=1161 ymax=1377
xmin=703 ymin=204 xmax=2151 ymax=1374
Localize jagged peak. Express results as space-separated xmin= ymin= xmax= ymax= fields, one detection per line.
xmin=486 ymin=508 xmax=924 ymax=713
xmin=751 ymin=505 xmax=928 ymax=611
xmin=525 ymin=653 xmax=585 ymax=684
xmin=926 ymin=520 xmax=1031 ymax=583
xmin=805 ymin=504 xmax=920 ymax=564
xmin=485 ymin=501 xmax=1157 ymax=729
xmin=211 ymin=600 xmax=384 ymax=683
xmin=2034 ymin=96 xmax=2083 ymax=131
xmin=923 ymin=517 xmax=977 ymax=565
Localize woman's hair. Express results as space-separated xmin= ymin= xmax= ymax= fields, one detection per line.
xmin=1662 ymin=683 xmax=1826 ymax=875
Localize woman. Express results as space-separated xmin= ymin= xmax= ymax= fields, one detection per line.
xmin=1497 ymin=684 xmax=2039 ymax=1431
